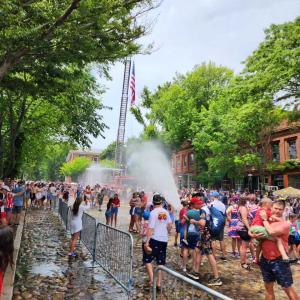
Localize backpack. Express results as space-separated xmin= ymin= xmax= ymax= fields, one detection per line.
xmin=209 ymin=206 xmax=226 ymax=237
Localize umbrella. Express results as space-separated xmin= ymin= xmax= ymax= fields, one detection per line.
xmin=273 ymin=187 xmax=300 ymax=198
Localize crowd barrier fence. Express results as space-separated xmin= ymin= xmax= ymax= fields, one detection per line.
xmin=56 ymin=208 xmax=231 ymax=300
xmin=152 ymin=265 xmax=233 ymax=300
xmin=58 ymin=198 xmax=69 ymax=229
xmin=80 ymin=213 xmax=97 ymax=258
xmin=94 ymin=222 xmax=133 ymax=294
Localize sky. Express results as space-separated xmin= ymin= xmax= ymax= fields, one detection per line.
xmin=91 ymin=0 xmax=300 ymax=151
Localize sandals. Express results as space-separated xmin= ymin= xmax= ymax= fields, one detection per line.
xmin=241 ymin=263 xmax=251 ymax=270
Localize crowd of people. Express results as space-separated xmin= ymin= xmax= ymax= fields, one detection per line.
xmin=127 ymin=188 xmax=300 ymax=299
xmin=1 ymin=179 xmax=300 ymax=299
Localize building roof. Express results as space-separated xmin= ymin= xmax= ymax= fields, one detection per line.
xmin=66 ymin=149 xmax=101 ymax=162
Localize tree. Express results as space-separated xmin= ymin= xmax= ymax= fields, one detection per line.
xmin=0 ymin=0 xmax=159 ymax=81
xmin=241 ymin=17 xmax=300 ymax=108
xmin=60 ymin=157 xmax=91 ymax=177
xmin=0 ymin=0 xmax=160 ymax=178
xmin=99 ymin=141 xmax=117 ymax=160
xmin=131 ymin=63 xmax=233 ymax=147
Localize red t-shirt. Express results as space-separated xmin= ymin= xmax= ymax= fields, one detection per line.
xmin=261 ymin=219 xmax=289 ymax=260
xmin=141 ymin=195 xmax=148 ymax=208
xmin=252 ymin=208 xmax=272 ymax=226
xmin=179 ymin=208 xmax=188 ymax=224
xmin=112 ymin=198 xmax=120 ymax=207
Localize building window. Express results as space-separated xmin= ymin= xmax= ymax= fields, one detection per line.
xmin=271 ymin=142 xmax=280 ymax=162
xmin=188 ymin=153 xmax=195 ymax=166
xmin=183 ymin=155 xmax=187 ymax=167
xmin=287 ymin=139 xmax=297 ymax=159
xmin=177 ymin=156 xmax=181 ymax=168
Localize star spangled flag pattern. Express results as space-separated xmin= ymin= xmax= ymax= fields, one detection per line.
xmin=130 ymin=61 xmax=135 ymax=106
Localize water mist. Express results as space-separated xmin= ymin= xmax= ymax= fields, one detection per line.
xmin=127 ymin=141 xmax=180 ymax=209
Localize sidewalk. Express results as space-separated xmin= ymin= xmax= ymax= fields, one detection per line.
xmin=2 ymin=212 xmax=26 ymax=300
xmin=12 ymin=208 xmax=127 ymax=300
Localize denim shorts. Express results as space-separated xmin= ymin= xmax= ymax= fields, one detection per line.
xmin=111 ymin=207 xmax=118 ymax=214
xmin=5 ymin=207 xmax=12 ymax=213
xmin=134 ymin=207 xmax=142 ymax=216
xmin=260 ymin=256 xmax=293 ymax=288
xmin=13 ymin=206 xmax=22 ymax=214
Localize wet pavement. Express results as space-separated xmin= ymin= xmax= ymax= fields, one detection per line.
xmin=13 ymin=208 xmax=127 ymax=300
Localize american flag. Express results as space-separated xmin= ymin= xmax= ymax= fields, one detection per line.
xmin=130 ymin=61 xmax=135 ymax=106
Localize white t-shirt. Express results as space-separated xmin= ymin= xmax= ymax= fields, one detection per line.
xmin=211 ymin=200 xmax=226 ymax=214
xmin=149 ymin=207 xmax=172 ymax=242
xmin=201 ymin=205 xmax=211 ymax=221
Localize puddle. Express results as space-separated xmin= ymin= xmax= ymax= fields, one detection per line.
xmin=31 ymin=262 xmax=65 ymax=276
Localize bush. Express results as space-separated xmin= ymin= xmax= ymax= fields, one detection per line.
xmin=60 ymin=157 xmax=91 ymax=177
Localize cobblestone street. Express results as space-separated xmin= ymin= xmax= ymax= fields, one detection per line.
xmin=13 ymin=208 xmax=127 ymax=300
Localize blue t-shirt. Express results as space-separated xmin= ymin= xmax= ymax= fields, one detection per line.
xmin=12 ymin=185 xmax=25 ymax=206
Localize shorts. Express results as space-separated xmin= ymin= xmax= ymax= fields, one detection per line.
xmin=5 ymin=207 xmax=12 ymax=213
xmin=288 ymin=235 xmax=300 ymax=246
xmin=13 ymin=206 xmax=22 ymax=214
xmin=237 ymin=230 xmax=251 ymax=242
xmin=143 ymin=239 xmax=168 ymax=265
xmin=260 ymin=256 xmax=293 ymax=288
xmin=175 ymin=220 xmax=180 ymax=233
xmin=187 ymin=234 xmax=200 ymax=250
xmin=211 ymin=227 xmax=225 ymax=241
xmin=105 ymin=210 xmax=112 ymax=218
xmin=134 ymin=207 xmax=142 ymax=217
xmin=250 ymin=225 xmax=269 ymax=239
xmin=111 ymin=207 xmax=118 ymax=214
xmin=198 ymin=239 xmax=213 ymax=255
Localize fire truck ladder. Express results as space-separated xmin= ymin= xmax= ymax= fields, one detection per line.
xmin=115 ymin=59 xmax=131 ymax=173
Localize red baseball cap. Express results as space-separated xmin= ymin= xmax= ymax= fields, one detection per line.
xmin=190 ymin=198 xmax=204 ymax=206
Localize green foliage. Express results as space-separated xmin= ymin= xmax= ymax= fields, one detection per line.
xmin=60 ymin=157 xmax=91 ymax=177
xmin=99 ymin=142 xmax=116 ymax=160
xmin=133 ymin=17 xmax=300 ymax=186
xmin=242 ymin=17 xmax=300 ymax=108
xmin=0 ymin=0 xmax=158 ymax=178
xmin=99 ymin=159 xmax=116 ymax=168
xmin=266 ymin=159 xmax=300 ymax=172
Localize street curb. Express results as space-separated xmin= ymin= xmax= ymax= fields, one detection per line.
xmin=2 ymin=211 xmax=26 ymax=300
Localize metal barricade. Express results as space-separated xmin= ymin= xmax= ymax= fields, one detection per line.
xmin=81 ymin=213 xmax=97 ymax=259
xmin=51 ymin=196 xmax=58 ymax=210
xmin=95 ymin=222 xmax=133 ymax=295
xmin=152 ymin=266 xmax=233 ymax=300
xmin=58 ymin=198 xmax=69 ymax=229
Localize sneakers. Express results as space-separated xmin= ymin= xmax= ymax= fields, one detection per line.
xmin=186 ymin=271 xmax=200 ymax=280
xmin=208 ymin=278 xmax=222 ymax=286
xmin=182 ymin=239 xmax=189 ymax=247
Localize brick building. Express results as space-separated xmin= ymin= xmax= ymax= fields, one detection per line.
xmin=171 ymin=141 xmax=197 ymax=189
xmin=250 ymin=121 xmax=300 ymax=190
xmin=171 ymin=122 xmax=300 ymax=190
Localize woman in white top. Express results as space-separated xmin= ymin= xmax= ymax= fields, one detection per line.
xmin=69 ymin=196 xmax=89 ymax=257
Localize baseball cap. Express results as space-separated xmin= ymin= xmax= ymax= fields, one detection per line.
xmin=211 ymin=191 xmax=220 ymax=198
xmin=153 ymin=194 xmax=162 ymax=205
xmin=143 ymin=211 xmax=150 ymax=220
xmin=190 ymin=197 xmax=204 ymax=206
